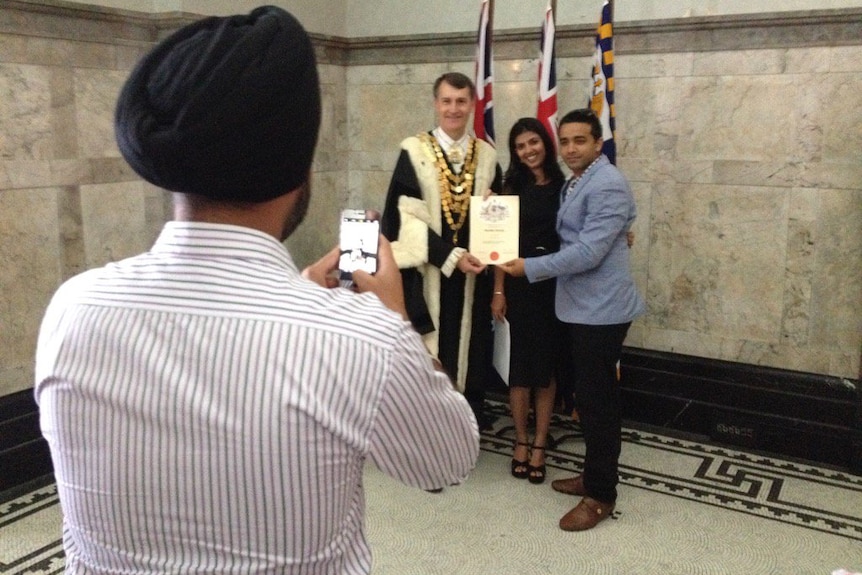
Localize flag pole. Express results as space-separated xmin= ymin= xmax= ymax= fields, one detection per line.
xmin=474 ymin=0 xmax=496 ymax=145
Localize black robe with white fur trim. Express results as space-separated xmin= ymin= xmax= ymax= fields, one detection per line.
xmin=381 ymin=132 xmax=501 ymax=392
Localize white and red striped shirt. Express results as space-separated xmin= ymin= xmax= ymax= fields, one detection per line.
xmin=36 ymin=221 xmax=479 ymax=575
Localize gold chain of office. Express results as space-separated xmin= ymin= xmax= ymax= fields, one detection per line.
xmin=421 ymin=133 xmax=478 ymax=245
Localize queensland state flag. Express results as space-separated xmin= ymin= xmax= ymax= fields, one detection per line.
xmin=537 ymin=0 xmax=558 ymax=152
xmin=474 ymin=0 xmax=495 ymax=146
xmin=590 ymin=0 xmax=616 ymax=164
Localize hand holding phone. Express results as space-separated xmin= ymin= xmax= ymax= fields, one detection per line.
xmin=338 ymin=209 xmax=380 ymax=281
xmin=352 ymin=235 xmax=408 ymax=321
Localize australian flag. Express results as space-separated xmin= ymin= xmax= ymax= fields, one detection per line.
xmin=537 ymin=0 xmax=558 ymax=152
xmin=474 ymin=0 xmax=495 ymax=146
xmin=590 ymin=0 xmax=616 ymax=164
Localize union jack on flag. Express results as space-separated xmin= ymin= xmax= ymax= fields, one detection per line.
xmin=537 ymin=0 xmax=558 ymax=152
xmin=590 ymin=0 xmax=616 ymax=164
xmin=474 ymin=0 xmax=495 ymax=146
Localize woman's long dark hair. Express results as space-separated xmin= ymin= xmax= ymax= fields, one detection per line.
xmin=503 ymin=117 xmax=565 ymax=194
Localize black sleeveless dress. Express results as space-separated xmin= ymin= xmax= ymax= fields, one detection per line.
xmin=504 ymin=179 xmax=566 ymax=388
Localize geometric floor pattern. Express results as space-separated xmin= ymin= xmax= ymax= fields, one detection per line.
xmin=0 ymin=482 xmax=64 ymax=575
xmin=2 ymin=400 xmax=861 ymax=575
xmin=481 ymin=401 xmax=862 ymax=543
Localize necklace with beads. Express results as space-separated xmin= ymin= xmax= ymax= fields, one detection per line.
xmin=421 ymin=132 xmax=478 ymax=245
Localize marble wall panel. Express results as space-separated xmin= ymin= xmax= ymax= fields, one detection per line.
xmin=346 ymin=62 xmax=453 ymax=88
xmin=346 ymin=168 xmax=392 ymax=215
xmin=354 ymin=83 xmax=435 ymax=150
xmin=79 ymin=181 xmax=155 ymax=268
xmin=0 ymin=188 xmax=62 ymax=397
xmin=809 ymin=188 xmax=862 ymax=351
xmin=820 ymin=74 xmax=862 ymax=164
xmin=0 ymin=34 xmax=122 ymax=69
xmin=0 ymin=64 xmax=54 ymax=160
xmin=781 ymin=188 xmax=818 ymax=347
xmin=829 ymin=45 xmax=862 ymax=73
xmin=647 ymin=184 xmax=789 ymax=340
xmin=50 ymin=68 xmax=78 ymax=159
xmin=673 ymin=75 xmax=800 ymax=162
xmin=628 ymin=181 xmax=652 ymax=278
xmin=74 ymin=68 xmax=127 ymax=159
xmin=619 ymin=52 xmax=696 ymax=79
xmin=284 ymin=170 xmax=348 ymax=270
xmin=316 ymin=64 xmax=349 ymax=174
xmin=613 ymin=76 xmax=661 ymax=160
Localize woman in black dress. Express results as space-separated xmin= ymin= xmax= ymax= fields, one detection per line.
xmin=492 ymin=118 xmax=566 ymax=484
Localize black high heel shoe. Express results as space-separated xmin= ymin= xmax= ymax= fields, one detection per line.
xmin=511 ymin=441 xmax=530 ymax=479
xmin=527 ymin=445 xmax=546 ymax=484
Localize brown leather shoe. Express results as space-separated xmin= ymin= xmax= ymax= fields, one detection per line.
xmin=559 ymin=497 xmax=615 ymax=531
xmin=551 ymin=474 xmax=586 ymax=496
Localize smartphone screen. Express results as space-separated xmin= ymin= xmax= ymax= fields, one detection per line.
xmin=338 ymin=209 xmax=380 ymax=280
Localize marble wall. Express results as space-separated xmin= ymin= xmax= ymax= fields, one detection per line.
xmin=343 ymin=15 xmax=862 ymax=381
xmin=0 ymin=3 xmax=859 ymax=398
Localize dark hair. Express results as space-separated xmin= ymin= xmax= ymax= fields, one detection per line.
xmin=433 ymin=72 xmax=476 ymax=99
xmin=559 ymin=108 xmax=603 ymax=140
xmin=503 ymin=117 xmax=565 ymax=193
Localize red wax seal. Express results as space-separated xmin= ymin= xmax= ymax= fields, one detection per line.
xmin=490 ymin=252 xmax=499 ymax=261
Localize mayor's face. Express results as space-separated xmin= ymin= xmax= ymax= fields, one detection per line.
xmin=434 ymin=81 xmax=473 ymax=139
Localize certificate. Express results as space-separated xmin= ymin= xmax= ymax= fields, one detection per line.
xmin=469 ymin=195 xmax=519 ymax=265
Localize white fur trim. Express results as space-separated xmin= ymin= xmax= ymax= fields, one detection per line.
xmin=391 ymin=196 xmax=430 ymax=269
xmin=400 ymin=134 xmax=498 ymax=392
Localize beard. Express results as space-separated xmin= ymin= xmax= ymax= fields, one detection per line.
xmin=280 ymin=180 xmax=310 ymax=241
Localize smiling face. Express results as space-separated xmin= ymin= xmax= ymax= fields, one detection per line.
xmin=434 ymin=81 xmax=474 ymax=140
xmin=558 ymin=121 xmax=603 ymax=177
xmin=513 ymin=130 xmax=547 ymax=179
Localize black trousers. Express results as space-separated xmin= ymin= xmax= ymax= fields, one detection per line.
xmin=569 ymin=321 xmax=631 ymax=504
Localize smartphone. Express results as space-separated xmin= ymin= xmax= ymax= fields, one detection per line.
xmin=338 ymin=209 xmax=380 ymax=281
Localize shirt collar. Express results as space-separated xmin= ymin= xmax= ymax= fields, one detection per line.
xmin=563 ymin=155 xmax=605 ymax=200
xmin=432 ymin=127 xmax=469 ymax=152
xmin=151 ymin=221 xmax=298 ymax=273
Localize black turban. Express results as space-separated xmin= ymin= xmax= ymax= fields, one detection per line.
xmin=115 ymin=6 xmax=321 ymax=202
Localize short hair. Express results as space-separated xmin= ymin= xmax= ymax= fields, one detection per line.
xmin=433 ymin=72 xmax=476 ymax=99
xmin=559 ymin=108 xmax=603 ymax=140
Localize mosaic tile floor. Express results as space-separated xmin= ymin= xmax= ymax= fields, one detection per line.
xmin=3 ymin=401 xmax=861 ymax=574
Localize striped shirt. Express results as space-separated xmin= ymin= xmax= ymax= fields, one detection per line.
xmin=35 ymin=221 xmax=479 ymax=575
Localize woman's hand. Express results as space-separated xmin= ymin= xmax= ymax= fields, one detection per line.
xmin=491 ymin=292 xmax=506 ymax=321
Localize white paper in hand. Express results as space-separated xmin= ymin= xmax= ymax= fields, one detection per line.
xmin=492 ymin=318 xmax=511 ymax=386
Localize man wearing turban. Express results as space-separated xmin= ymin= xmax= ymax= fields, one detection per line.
xmin=35 ymin=7 xmax=479 ymax=573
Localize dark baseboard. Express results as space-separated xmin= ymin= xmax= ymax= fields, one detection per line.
xmin=487 ymin=348 xmax=861 ymax=472
xmin=3 ymin=349 xmax=861 ymax=496
xmin=619 ymin=348 xmax=862 ymax=472
xmin=0 ymin=389 xmax=54 ymax=493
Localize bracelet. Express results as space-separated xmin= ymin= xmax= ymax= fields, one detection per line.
xmin=493 ymin=291 xmax=504 ymax=295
